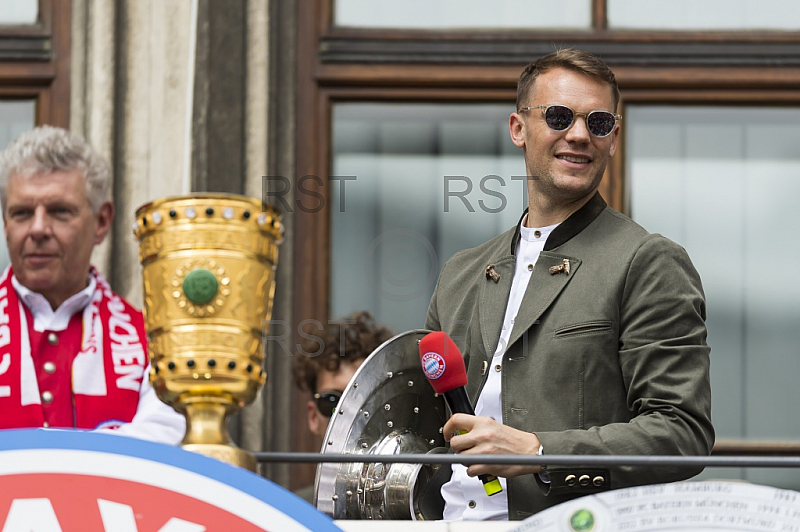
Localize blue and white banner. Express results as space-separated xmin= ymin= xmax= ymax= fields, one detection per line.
xmin=0 ymin=429 xmax=340 ymax=531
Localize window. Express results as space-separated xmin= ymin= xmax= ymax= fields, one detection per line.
xmin=0 ymin=0 xmax=69 ymax=270
xmin=0 ymin=0 xmax=71 ymax=128
xmin=334 ymin=0 xmax=591 ymax=30
xmin=290 ymin=0 xmax=800 ymax=492
xmin=627 ymin=105 xmax=800 ymax=489
xmin=608 ymin=0 xmax=800 ymax=30
xmin=0 ymin=0 xmax=38 ymax=25
xmin=331 ymin=103 xmax=526 ymax=332
xmin=0 ymin=99 xmax=36 ymax=145
xmin=0 ymin=99 xmax=36 ymax=269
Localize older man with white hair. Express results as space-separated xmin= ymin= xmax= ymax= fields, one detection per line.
xmin=0 ymin=126 xmax=184 ymax=443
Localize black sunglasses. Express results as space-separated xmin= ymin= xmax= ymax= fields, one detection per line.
xmin=518 ymin=104 xmax=621 ymax=138
xmin=314 ymin=390 xmax=342 ymax=417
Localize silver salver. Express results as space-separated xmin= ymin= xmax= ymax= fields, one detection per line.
xmin=314 ymin=330 xmax=448 ymax=520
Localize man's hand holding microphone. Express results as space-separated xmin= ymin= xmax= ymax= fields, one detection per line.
xmin=418 ymin=331 xmax=543 ymax=490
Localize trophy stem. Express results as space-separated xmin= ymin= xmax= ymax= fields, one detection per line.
xmin=180 ymin=396 xmax=257 ymax=472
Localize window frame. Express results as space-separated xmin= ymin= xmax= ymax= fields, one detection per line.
xmin=0 ymin=0 xmax=71 ymax=128
xmin=290 ymin=0 xmax=800 ymax=490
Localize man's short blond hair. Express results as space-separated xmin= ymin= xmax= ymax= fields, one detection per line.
xmin=516 ymin=48 xmax=620 ymax=112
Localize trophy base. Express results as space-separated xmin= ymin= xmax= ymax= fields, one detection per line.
xmin=183 ymin=443 xmax=257 ymax=472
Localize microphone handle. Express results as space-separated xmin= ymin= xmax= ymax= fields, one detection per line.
xmin=442 ymin=386 xmax=503 ymax=496
xmin=443 ymin=386 xmax=475 ymax=416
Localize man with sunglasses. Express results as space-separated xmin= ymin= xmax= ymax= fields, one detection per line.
xmin=424 ymin=49 xmax=714 ymax=520
xmin=292 ymin=311 xmax=393 ymax=503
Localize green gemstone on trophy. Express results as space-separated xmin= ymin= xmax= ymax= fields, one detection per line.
xmin=570 ymin=509 xmax=595 ymax=531
xmin=183 ymin=268 xmax=219 ymax=304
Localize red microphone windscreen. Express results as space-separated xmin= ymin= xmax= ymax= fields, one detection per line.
xmin=419 ymin=331 xmax=467 ymax=394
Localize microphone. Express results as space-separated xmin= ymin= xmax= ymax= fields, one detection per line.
xmin=419 ymin=331 xmax=503 ymax=497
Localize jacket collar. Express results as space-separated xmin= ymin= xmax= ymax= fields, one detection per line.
xmin=509 ymin=192 xmax=607 ymax=255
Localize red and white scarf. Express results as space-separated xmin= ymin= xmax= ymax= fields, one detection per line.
xmin=0 ymin=266 xmax=146 ymax=429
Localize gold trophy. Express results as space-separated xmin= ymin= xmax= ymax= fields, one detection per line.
xmin=133 ymin=194 xmax=282 ymax=470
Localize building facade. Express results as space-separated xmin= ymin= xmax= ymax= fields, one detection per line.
xmin=1 ymin=0 xmax=799 ymax=493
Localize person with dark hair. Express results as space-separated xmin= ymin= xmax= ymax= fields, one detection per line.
xmin=424 ymin=49 xmax=714 ymax=520
xmin=292 ymin=310 xmax=393 ymax=501
xmin=0 ymin=126 xmax=184 ymax=443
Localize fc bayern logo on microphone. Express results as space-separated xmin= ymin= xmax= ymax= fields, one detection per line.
xmin=421 ymin=352 xmax=446 ymax=380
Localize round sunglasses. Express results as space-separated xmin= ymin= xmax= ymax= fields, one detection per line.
xmin=314 ymin=390 xmax=343 ymax=418
xmin=518 ymin=104 xmax=621 ymax=138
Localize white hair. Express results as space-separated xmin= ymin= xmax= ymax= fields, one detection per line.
xmin=0 ymin=126 xmax=111 ymax=213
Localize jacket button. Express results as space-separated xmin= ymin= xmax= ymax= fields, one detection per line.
xmin=47 ymin=333 xmax=58 ymax=345
xmin=579 ymin=475 xmax=591 ymax=486
xmin=565 ymin=474 xmax=577 ymax=487
xmin=468 ymin=500 xmax=476 ymax=509
xmin=593 ymin=476 xmax=605 ymax=487
xmin=43 ymin=361 xmax=56 ymax=374
xmin=41 ymin=391 xmax=54 ymax=404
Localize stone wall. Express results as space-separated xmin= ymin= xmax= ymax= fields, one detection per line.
xmin=70 ymin=0 xmax=297 ymax=487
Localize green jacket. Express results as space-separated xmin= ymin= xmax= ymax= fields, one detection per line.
xmin=424 ymin=193 xmax=714 ymax=520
